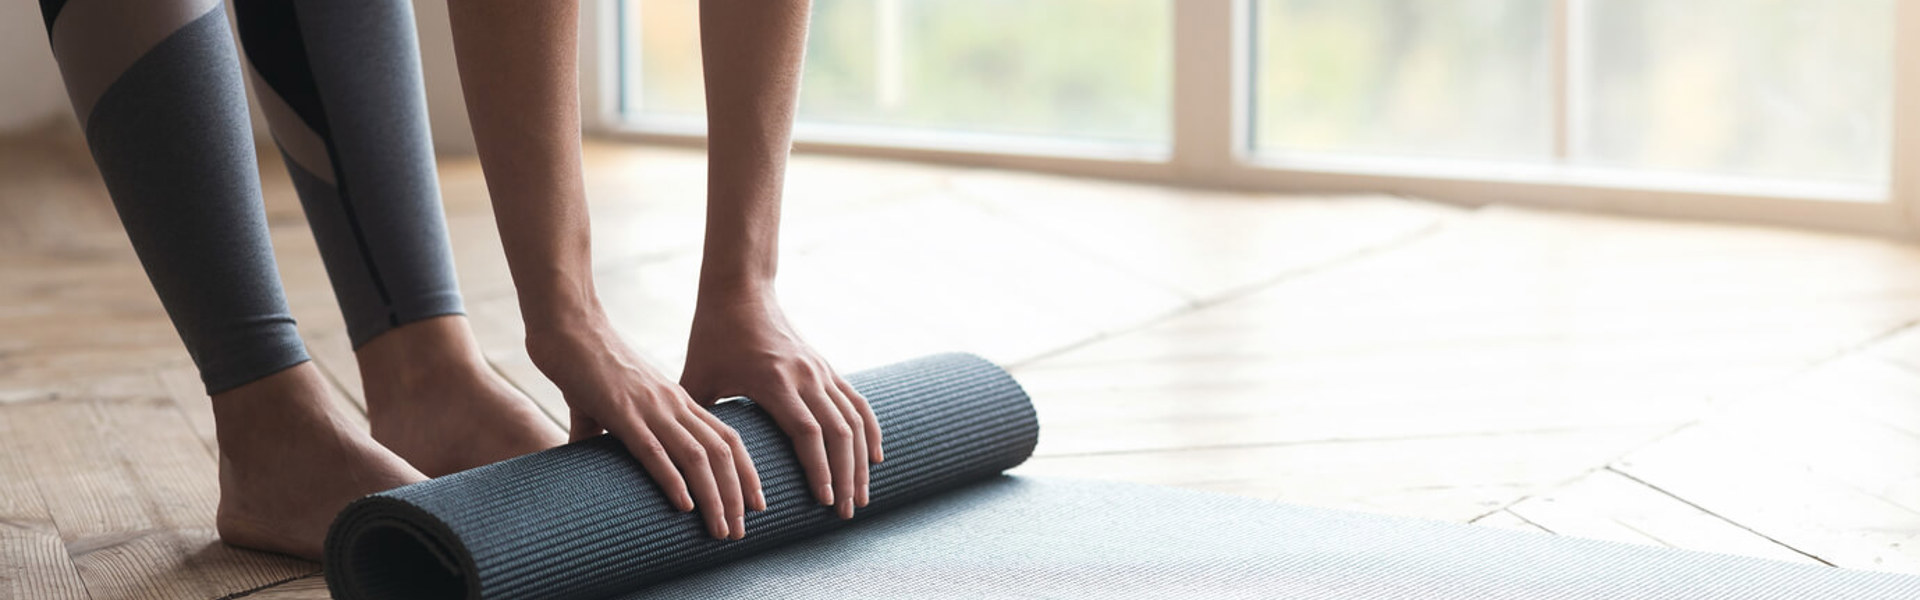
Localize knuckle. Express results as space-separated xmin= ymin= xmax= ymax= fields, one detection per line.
xmin=637 ymin=437 xmax=670 ymax=459
xmin=681 ymin=448 xmax=712 ymax=468
xmin=829 ymin=422 xmax=854 ymax=440
xmin=793 ymin=418 xmax=824 ymax=440
xmin=780 ymin=355 xmax=813 ymax=372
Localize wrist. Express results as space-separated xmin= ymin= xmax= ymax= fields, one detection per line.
xmin=695 ymin=269 xmax=776 ymax=309
xmin=521 ymin=292 xmax=613 ymax=363
xmin=516 ymin=268 xmax=602 ymax=321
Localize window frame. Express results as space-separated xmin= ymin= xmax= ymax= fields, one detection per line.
xmin=581 ymin=0 xmax=1920 ymax=238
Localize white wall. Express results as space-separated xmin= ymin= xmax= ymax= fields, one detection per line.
xmin=0 ymin=3 xmax=76 ymax=133
xmin=410 ymin=0 xmax=476 ymax=155
xmin=0 ymin=1 xmax=477 ymax=155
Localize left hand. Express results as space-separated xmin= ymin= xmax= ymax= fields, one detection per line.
xmin=681 ymin=292 xmax=882 ymax=520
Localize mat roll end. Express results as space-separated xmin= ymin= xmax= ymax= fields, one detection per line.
xmin=324 ymin=496 xmax=478 ymax=600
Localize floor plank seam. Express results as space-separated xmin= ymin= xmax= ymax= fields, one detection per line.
xmin=6 ymin=413 xmax=98 ymax=600
xmin=946 ymin=190 xmax=1203 ymax=303
xmin=1518 ymin=313 xmax=1920 ymax=515
xmin=211 ymin=571 xmax=323 ymax=600
xmin=1465 ymin=462 xmax=1617 ymax=526
xmin=1530 ymin=312 xmax=1920 ymax=502
xmin=1603 ymin=466 xmax=1834 ymax=567
xmin=1784 ymin=316 xmax=1920 ymax=384
xmin=1500 ymin=510 xmax=1555 ymax=534
xmin=1007 ymin=210 xmax=1466 ymax=371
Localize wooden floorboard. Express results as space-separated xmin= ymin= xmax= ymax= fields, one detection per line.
xmin=7 ymin=132 xmax=1920 ymax=595
xmin=0 ymin=405 xmax=91 ymax=600
xmin=1470 ymin=509 xmax=1553 ymax=535
xmin=1612 ymin=359 xmax=1920 ymax=573
xmin=1506 ymin=468 xmax=1819 ymax=565
xmin=4 ymin=396 xmax=316 ymax=599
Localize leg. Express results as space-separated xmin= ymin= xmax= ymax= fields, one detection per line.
xmin=38 ymin=0 xmax=423 ymax=560
xmin=230 ymin=0 xmax=563 ymax=476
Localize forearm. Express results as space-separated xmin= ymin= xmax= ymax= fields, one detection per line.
xmin=696 ymin=0 xmax=812 ymax=303
xmin=446 ymin=0 xmax=601 ymax=326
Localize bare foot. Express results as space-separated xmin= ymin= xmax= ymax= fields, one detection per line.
xmin=359 ymin=315 xmax=567 ymax=477
xmin=214 ymin=363 xmax=427 ymax=560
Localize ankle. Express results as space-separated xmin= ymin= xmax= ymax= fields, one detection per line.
xmin=357 ymin=315 xmax=490 ymax=395
xmin=210 ymin=363 xmax=346 ymax=457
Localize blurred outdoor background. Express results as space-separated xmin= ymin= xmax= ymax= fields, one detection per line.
xmin=624 ymin=0 xmax=1891 ymax=184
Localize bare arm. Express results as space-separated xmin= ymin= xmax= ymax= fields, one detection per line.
xmin=445 ymin=0 xmax=759 ymax=540
xmin=678 ymin=0 xmax=883 ymax=519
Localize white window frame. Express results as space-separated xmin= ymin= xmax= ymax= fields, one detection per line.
xmin=580 ymin=0 xmax=1920 ymax=238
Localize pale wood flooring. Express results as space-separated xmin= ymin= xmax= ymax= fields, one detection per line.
xmin=2 ymin=128 xmax=1917 ymax=598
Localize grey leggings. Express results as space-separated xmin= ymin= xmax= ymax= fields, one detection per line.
xmin=39 ymin=0 xmax=463 ymax=393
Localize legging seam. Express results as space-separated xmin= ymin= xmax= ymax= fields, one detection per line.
xmin=274 ymin=2 xmax=401 ymax=327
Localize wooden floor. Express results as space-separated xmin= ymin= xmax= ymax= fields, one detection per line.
xmin=3 ymin=127 xmax=1919 ymax=598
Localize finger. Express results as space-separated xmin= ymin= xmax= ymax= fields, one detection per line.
xmin=835 ymin=375 xmax=883 ymax=463
xmin=801 ymin=387 xmax=857 ymax=519
xmin=696 ymin=409 xmax=764 ymax=511
xmin=658 ymin=420 xmax=731 ymax=539
xmin=824 ymin=382 xmax=870 ymax=508
xmin=680 ymin=409 xmax=746 ymax=539
xmin=759 ymin=394 xmax=835 ymax=506
xmin=604 ymin=414 xmax=694 ymax=512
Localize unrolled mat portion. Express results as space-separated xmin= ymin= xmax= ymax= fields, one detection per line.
xmin=324 ymin=353 xmax=1040 ymax=600
xmin=627 ymin=476 xmax=1920 ymax=600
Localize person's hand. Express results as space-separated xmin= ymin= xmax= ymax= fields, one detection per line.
xmin=527 ymin=312 xmax=763 ymax=540
xmin=680 ymin=292 xmax=882 ymax=520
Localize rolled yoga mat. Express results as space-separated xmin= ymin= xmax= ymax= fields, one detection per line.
xmin=325 ymin=353 xmax=1039 ymax=600
xmin=326 ymin=353 xmax=1920 ymax=600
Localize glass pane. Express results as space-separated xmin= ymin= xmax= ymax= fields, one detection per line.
xmin=1253 ymin=0 xmax=1553 ymax=161
xmin=623 ymin=0 xmax=1172 ymax=144
xmin=1578 ymin=0 xmax=1893 ymax=183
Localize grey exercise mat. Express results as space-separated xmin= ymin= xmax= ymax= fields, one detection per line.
xmin=325 ymin=353 xmax=1920 ymax=599
xmin=629 ymin=475 xmax=1920 ymax=599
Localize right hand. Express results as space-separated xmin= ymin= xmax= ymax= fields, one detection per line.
xmin=527 ymin=312 xmax=763 ymax=540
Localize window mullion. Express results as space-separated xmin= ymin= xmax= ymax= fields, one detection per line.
xmin=1170 ymin=0 xmax=1241 ymax=178
xmin=1896 ymin=0 xmax=1920 ymax=233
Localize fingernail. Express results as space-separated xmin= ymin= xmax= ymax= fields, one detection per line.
xmin=731 ymin=516 xmax=746 ymax=539
xmin=713 ymin=521 xmax=728 ymax=539
xmin=856 ymin=491 xmax=869 ymax=508
xmin=818 ymin=484 xmax=834 ymax=506
xmin=755 ymin=490 xmax=768 ymax=510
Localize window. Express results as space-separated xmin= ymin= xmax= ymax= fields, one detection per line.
xmin=619 ymin=0 xmax=1173 ymax=146
xmin=1252 ymin=0 xmax=1894 ymax=187
xmin=600 ymin=1 xmax=1916 ymax=234
xmin=1577 ymin=0 xmax=1892 ymax=184
xmin=1253 ymin=0 xmax=1553 ymax=162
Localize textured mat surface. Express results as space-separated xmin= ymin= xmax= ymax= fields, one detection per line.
xmin=325 ymin=353 xmax=1039 ymax=600
xmin=326 ymin=353 xmax=1920 ymax=599
xmin=626 ymin=475 xmax=1920 ymax=599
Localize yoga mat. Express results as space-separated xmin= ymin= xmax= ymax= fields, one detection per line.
xmin=327 ymin=353 xmax=1920 ymax=599
xmin=624 ymin=476 xmax=1920 ymax=600
xmin=325 ymin=353 xmax=1039 ymax=600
